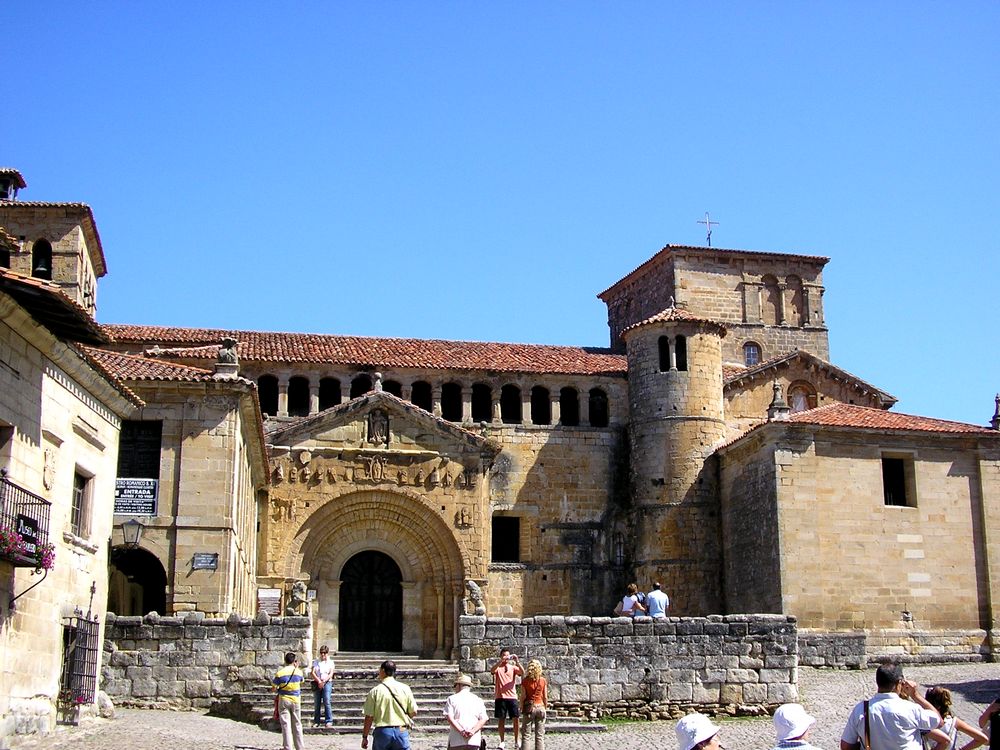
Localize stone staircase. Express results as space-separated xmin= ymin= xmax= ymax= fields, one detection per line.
xmin=213 ymin=652 xmax=604 ymax=736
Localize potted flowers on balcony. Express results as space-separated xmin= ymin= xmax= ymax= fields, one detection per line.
xmin=0 ymin=524 xmax=27 ymax=561
xmin=34 ymin=542 xmax=56 ymax=571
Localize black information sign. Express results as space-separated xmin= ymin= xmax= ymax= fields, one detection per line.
xmin=16 ymin=514 xmax=39 ymax=556
xmin=192 ymin=553 xmax=219 ymax=571
xmin=114 ymin=478 xmax=158 ymax=515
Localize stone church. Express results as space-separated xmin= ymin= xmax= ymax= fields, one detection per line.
xmin=3 ymin=167 xmax=999 ymax=670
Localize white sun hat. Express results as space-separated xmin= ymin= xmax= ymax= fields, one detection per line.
xmin=773 ymin=703 xmax=816 ymax=742
xmin=676 ymin=713 xmax=721 ymax=750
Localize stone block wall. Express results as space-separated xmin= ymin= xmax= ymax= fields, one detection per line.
xmin=458 ymin=614 xmax=797 ymax=719
xmin=101 ymin=612 xmax=311 ymax=708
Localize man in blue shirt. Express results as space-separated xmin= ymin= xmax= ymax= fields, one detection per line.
xmin=646 ymin=582 xmax=670 ymax=618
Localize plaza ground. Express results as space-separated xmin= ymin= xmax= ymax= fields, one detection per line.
xmin=7 ymin=663 xmax=998 ymax=750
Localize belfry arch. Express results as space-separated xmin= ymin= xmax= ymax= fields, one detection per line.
xmin=282 ymin=488 xmax=469 ymax=658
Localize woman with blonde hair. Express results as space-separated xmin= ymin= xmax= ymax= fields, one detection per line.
xmin=519 ymin=660 xmax=548 ymax=750
xmin=924 ymin=686 xmax=988 ymax=750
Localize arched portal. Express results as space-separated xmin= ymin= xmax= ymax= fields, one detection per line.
xmin=107 ymin=547 xmax=167 ymax=616
xmin=281 ymin=489 xmax=469 ymax=658
xmin=339 ymin=551 xmax=403 ymax=651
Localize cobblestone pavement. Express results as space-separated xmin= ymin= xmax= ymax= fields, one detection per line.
xmin=7 ymin=663 xmax=998 ymax=750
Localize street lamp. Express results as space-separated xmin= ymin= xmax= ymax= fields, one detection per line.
xmin=121 ymin=519 xmax=144 ymax=549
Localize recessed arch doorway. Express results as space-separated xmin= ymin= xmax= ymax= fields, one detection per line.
xmin=108 ymin=547 xmax=167 ymax=616
xmin=338 ymin=550 xmax=403 ymax=651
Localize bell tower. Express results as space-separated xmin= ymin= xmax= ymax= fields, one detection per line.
xmin=0 ymin=169 xmax=106 ymax=316
xmin=622 ymin=305 xmax=727 ymax=614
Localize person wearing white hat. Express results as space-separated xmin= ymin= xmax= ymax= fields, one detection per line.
xmin=676 ymin=713 xmax=723 ymax=750
xmin=444 ymin=673 xmax=488 ymax=750
xmin=772 ymin=704 xmax=823 ymax=750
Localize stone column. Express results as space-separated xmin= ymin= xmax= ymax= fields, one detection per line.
xmin=580 ymin=391 xmax=590 ymax=425
xmin=669 ymin=336 xmax=678 ymax=371
xmin=401 ymin=383 xmax=412 ymax=402
xmin=401 ymin=582 xmax=421 ymax=652
xmin=778 ymin=283 xmax=788 ymax=325
xmin=550 ymin=392 xmax=561 ymax=425
xmin=492 ymin=396 xmax=502 ymax=424
xmin=801 ymin=286 xmax=812 ymax=325
xmin=434 ymin=587 xmax=446 ymax=659
xmin=461 ymin=386 xmax=473 ymax=424
xmin=277 ymin=376 xmax=289 ymax=418
xmin=309 ymin=383 xmax=320 ymax=415
xmin=432 ymin=386 xmax=442 ymax=418
xmin=521 ymin=388 xmax=532 ymax=426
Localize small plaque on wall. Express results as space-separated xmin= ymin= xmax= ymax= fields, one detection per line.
xmin=192 ymin=552 xmax=219 ymax=570
xmin=258 ymin=588 xmax=281 ymax=615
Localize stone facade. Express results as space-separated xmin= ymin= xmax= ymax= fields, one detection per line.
xmin=458 ymin=614 xmax=798 ymax=718
xmin=0 ymin=282 xmax=137 ymax=742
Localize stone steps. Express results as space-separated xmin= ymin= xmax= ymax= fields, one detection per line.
xmin=212 ymin=652 xmax=604 ymax=735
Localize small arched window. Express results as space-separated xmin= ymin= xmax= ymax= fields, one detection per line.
xmin=410 ymin=381 xmax=432 ymax=412
xmin=441 ymin=382 xmax=463 ymax=421
xmin=471 ymin=384 xmax=492 ymax=423
xmin=382 ymin=379 xmax=403 ymax=398
xmin=658 ymin=336 xmax=671 ymax=372
xmin=559 ymin=387 xmax=579 ymax=426
xmin=530 ymin=386 xmax=551 ymax=425
xmin=589 ymin=388 xmax=609 ymax=428
xmin=500 ymin=385 xmax=522 ymax=424
xmin=288 ymin=376 xmax=310 ymax=417
xmin=319 ymin=377 xmax=342 ymax=410
xmin=743 ymin=342 xmax=762 ymax=367
xmin=257 ymin=375 xmax=278 ymax=417
xmin=350 ymin=373 xmax=373 ymax=399
xmin=31 ymin=239 xmax=52 ymax=280
xmin=788 ymin=381 xmax=817 ymax=413
xmin=675 ymin=335 xmax=687 ymax=371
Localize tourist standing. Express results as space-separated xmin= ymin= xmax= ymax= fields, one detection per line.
xmin=272 ymin=652 xmax=305 ymax=750
xmin=645 ymin=582 xmax=670 ymax=618
xmin=519 ymin=659 xmax=548 ymax=750
xmin=362 ymin=660 xmax=418 ymax=750
xmin=491 ymin=648 xmax=523 ymax=750
xmin=676 ymin=713 xmax=724 ymax=750
xmin=771 ymin=703 xmax=824 ymax=750
xmin=840 ymin=663 xmax=940 ymax=750
xmin=311 ymin=645 xmax=335 ymax=728
xmin=444 ymin=673 xmax=488 ymax=750
xmin=923 ymin=686 xmax=987 ymax=750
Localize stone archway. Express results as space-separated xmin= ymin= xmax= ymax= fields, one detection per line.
xmin=284 ymin=488 xmax=469 ymax=658
xmin=108 ymin=547 xmax=167 ymax=616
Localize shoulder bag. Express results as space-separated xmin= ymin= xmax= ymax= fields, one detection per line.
xmin=382 ymin=683 xmax=415 ymax=730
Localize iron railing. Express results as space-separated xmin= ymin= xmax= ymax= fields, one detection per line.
xmin=0 ymin=469 xmax=52 ymax=568
xmin=59 ymin=612 xmax=100 ymax=705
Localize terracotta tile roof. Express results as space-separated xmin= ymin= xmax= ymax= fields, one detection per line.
xmin=786 ymin=403 xmax=999 ymax=435
xmin=102 ymin=324 xmax=628 ymax=377
xmin=0 ymin=169 xmax=26 ymax=189
xmin=0 ymin=201 xmax=107 ymax=277
xmin=0 ymin=225 xmax=16 ymax=251
xmin=620 ymin=306 xmax=727 ymax=337
xmin=0 ymin=267 xmax=108 ymax=345
xmin=71 ymin=347 xmax=144 ymax=407
xmin=723 ymin=350 xmax=896 ymax=407
xmin=598 ymin=244 xmax=830 ymax=300
xmin=81 ymin=346 xmax=221 ymax=383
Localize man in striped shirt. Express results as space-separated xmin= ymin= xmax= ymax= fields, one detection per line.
xmin=273 ymin=652 xmax=305 ymax=750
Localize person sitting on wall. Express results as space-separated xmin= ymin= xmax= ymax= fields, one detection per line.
xmin=645 ymin=582 xmax=670 ymax=618
xmin=614 ymin=583 xmax=646 ymax=617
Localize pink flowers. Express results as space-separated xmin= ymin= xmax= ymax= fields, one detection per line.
xmin=0 ymin=525 xmax=26 ymax=557
xmin=35 ymin=543 xmax=55 ymax=571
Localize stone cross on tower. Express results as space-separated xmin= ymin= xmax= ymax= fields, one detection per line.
xmin=697 ymin=212 xmax=719 ymax=247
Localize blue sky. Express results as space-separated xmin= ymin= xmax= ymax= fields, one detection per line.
xmin=5 ymin=3 xmax=998 ymax=425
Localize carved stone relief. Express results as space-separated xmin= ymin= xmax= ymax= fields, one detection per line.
xmin=367 ymin=409 xmax=389 ymax=446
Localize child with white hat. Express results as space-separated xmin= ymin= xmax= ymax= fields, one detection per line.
xmin=676 ymin=713 xmax=723 ymax=750
xmin=772 ymin=703 xmax=824 ymax=750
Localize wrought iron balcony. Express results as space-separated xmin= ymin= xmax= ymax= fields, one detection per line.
xmin=0 ymin=469 xmax=52 ymax=568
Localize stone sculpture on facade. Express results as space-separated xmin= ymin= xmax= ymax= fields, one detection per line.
xmin=465 ymin=579 xmax=486 ymax=615
xmin=285 ymin=581 xmax=309 ymax=616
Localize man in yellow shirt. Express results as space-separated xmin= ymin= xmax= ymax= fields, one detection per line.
xmin=272 ymin=652 xmax=305 ymax=750
xmin=361 ymin=660 xmax=418 ymax=750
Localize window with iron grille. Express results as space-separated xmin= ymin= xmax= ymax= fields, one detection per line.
xmin=59 ymin=614 xmax=99 ymax=706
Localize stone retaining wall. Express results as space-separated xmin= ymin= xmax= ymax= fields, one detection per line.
xmin=458 ymin=614 xmax=797 ymax=719
xmin=798 ymin=629 xmax=991 ymax=668
xmin=101 ymin=611 xmax=311 ymax=708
